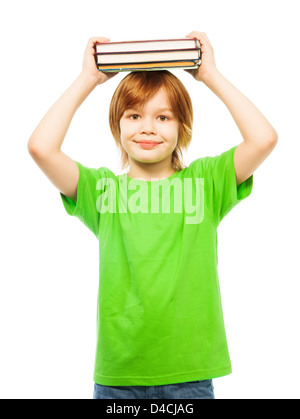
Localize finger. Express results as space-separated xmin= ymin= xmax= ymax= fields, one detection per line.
xmin=185 ymin=33 xmax=204 ymax=49
xmin=88 ymin=37 xmax=110 ymax=48
xmin=186 ymin=31 xmax=206 ymax=38
xmin=201 ymin=33 xmax=212 ymax=45
xmin=89 ymin=36 xmax=110 ymax=42
xmin=186 ymin=31 xmax=210 ymax=45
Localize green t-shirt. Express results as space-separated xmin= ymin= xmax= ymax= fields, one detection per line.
xmin=60 ymin=145 xmax=253 ymax=386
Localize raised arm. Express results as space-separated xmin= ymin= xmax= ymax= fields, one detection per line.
xmin=185 ymin=31 xmax=278 ymax=185
xmin=27 ymin=37 xmax=118 ymax=201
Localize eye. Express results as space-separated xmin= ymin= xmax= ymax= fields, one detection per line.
xmin=129 ymin=114 xmax=140 ymax=120
xmin=158 ymin=115 xmax=168 ymax=121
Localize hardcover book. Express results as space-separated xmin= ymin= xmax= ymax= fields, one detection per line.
xmin=94 ymin=38 xmax=201 ymax=72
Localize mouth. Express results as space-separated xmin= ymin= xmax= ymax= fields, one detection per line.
xmin=134 ymin=141 xmax=163 ymax=149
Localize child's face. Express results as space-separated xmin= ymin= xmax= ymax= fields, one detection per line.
xmin=119 ymin=88 xmax=179 ymax=168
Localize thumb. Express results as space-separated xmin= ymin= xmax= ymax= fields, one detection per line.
xmin=184 ymin=68 xmax=195 ymax=75
xmin=107 ymin=71 xmax=119 ymax=78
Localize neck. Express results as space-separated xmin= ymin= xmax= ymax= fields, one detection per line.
xmin=127 ymin=158 xmax=176 ymax=181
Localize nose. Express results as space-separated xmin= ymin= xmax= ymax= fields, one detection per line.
xmin=139 ymin=117 xmax=157 ymax=135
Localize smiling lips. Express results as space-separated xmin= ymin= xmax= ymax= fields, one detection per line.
xmin=135 ymin=141 xmax=162 ymax=149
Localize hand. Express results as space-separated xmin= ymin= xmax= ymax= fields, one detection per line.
xmin=81 ymin=37 xmax=119 ymax=86
xmin=184 ymin=32 xmax=217 ymax=82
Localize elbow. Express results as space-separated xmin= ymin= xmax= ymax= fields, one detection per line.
xmin=268 ymin=124 xmax=278 ymax=145
xmin=27 ymin=137 xmax=48 ymax=163
xmin=262 ymin=129 xmax=278 ymax=150
xmin=247 ymin=127 xmax=278 ymax=151
xmin=27 ymin=137 xmax=36 ymax=155
xmin=27 ymin=136 xmax=53 ymax=159
xmin=269 ymin=129 xmax=278 ymax=146
xmin=27 ymin=136 xmax=40 ymax=157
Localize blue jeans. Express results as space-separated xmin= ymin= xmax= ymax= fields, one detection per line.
xmin=93 ymin=379 xmax=215 ymax=399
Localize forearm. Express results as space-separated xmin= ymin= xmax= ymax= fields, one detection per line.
xmin=202 ymin=69 xmax=278 ymax=147
xmin=28 ymin=72 xmax=98 ymax=155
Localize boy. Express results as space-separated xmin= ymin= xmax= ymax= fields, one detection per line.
xmin=27 ymin=32 xmax=278 ymax=399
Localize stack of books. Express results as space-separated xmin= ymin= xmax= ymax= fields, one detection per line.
xmin=94 ymin=38 xmax=201 ymax=72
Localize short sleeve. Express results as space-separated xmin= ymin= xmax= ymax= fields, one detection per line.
xmin=210 ymin=145 xmax=253 ymax=225
xmin=60 ymin=161 xmax=109 ymax=239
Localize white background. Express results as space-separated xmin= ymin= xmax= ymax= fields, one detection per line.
xmin=0 ymin=0 xmax=299 ymax=399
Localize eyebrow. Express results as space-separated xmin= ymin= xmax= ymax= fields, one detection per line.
xmin=157 ymin=108 xmax=173 ymax=113
xmin=125 ymin=107 xmax=174 ymax=113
